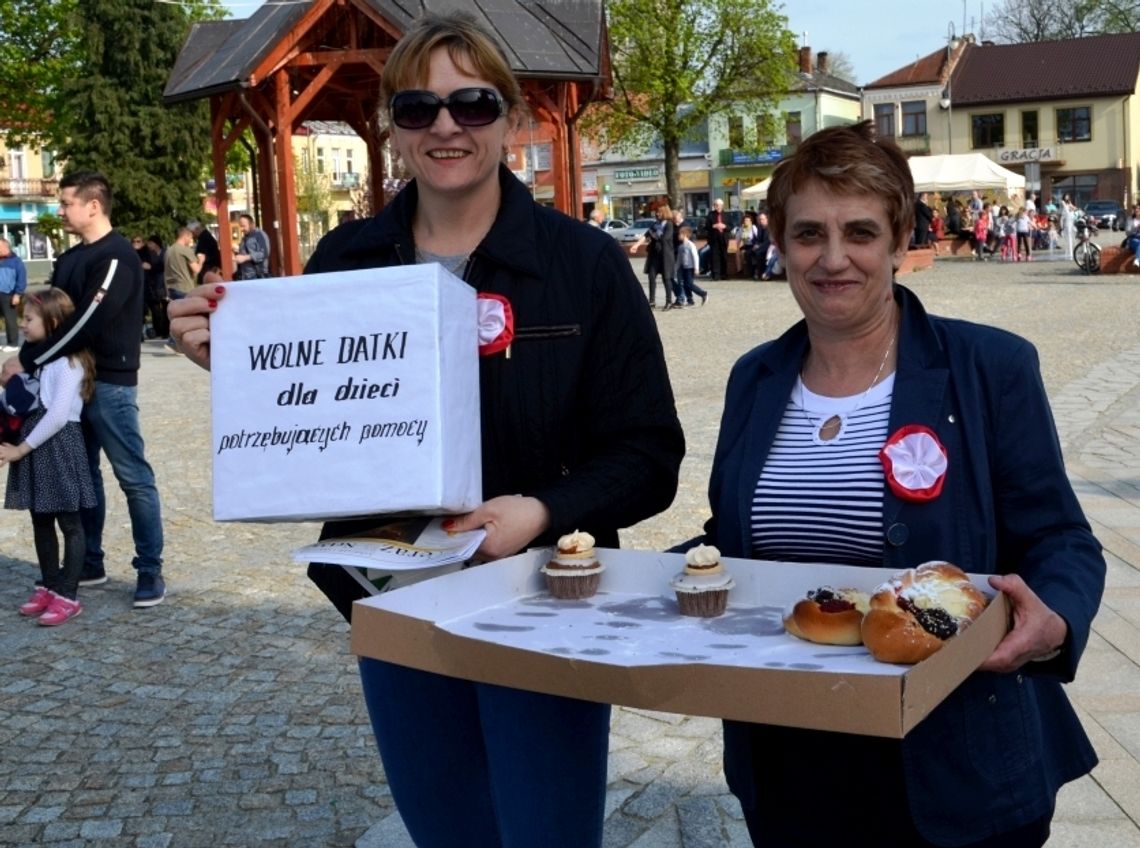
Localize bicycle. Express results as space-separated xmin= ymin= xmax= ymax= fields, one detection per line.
xmin=1072 ymin=218 xmax=1101 ymax=273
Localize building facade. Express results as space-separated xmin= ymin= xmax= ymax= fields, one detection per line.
xmin=0 ymin=136 xmax=60 ymax=280
xmin=710 ymin=48 xmax=861 ymax=208
xmin=865 ymin=31 xmax=1140 ymax=207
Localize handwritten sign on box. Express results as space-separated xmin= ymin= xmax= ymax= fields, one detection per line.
xmin=209 ymin=266 xmax=481 ymax=521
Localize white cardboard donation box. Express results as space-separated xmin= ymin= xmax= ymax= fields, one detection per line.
xmin=209 ymin=266 xmax=481 ymax=522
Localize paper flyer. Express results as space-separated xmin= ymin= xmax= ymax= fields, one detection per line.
xmin=291 ymin=516 xmax=485 ymax=572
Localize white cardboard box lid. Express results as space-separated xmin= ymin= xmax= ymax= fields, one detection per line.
xmin=350 ymin=549 xmax=1009 ymax=738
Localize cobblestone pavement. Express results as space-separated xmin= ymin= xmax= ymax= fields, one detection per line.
xmin=2 ymin=253 xmax=1139 ymax=847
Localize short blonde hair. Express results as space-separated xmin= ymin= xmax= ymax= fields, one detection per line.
xmin=380 ymin=12 xmax=525 ymax=119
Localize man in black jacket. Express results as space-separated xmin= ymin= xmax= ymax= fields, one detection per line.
xmin=18 ymin=171 xmax=166 ymax=607
xmin=914 ymin=192 xmax=935 ymax=248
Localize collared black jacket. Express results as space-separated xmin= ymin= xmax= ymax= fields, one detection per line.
xmin=307 ymin=166 xmax=685 ymax=620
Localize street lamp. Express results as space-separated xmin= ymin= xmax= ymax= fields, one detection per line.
xmin=939 ymin=22 xmax=960 ymax=154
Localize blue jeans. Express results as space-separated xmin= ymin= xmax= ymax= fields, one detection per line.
xmin=359 ymin=658 xmax=610 ymax=847
xmin=676 ymin=266 xmax=706 ymax=304
xmin=82 ymin=381 xmax=164 ymax=574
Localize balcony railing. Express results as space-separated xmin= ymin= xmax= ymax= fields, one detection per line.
xmin=0 ymin=178 xmax=58 ymax=198
xmin=330 ymin=172 xmax=361 ymax=189
xmin=895 ymin=133 xmax=931 ymax=154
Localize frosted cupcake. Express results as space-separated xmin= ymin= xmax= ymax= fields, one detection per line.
xmin=540 ymin=530 xmax=605 ymax=599
xmin=671 ymin=545 xmax=734 ymax=617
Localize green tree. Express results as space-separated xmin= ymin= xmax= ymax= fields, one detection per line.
xmin=584 ymin=0 xmax=798 ymax=207
xmin=295 ymin=154 xmax=332 ymax=262
xmin=0 ymin=0 xmax=80 ymax=145
xmin=983 ymin=0 xmax=1140 ymax=42
xmin=56 ymin=0 xmax=227 ymax=239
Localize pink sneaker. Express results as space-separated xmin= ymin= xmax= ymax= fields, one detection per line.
xmin=19 ymin=587 xmax=53 ymax=616
xmin=38 ymin=593 xmax=82 ymax=626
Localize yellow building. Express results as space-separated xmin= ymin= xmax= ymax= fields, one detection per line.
xmin=865 ymin=31 xmax=1140 ymax=207
xmin=0 ymin=136 xmax=61 ymax=279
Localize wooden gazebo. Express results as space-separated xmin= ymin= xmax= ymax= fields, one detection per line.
xmin=163 ymin=0 xmax=611 ymax=277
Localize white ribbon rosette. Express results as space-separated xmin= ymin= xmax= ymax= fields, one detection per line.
xmin=878 ymin=424 xmax=949 ymax=502
xmin=476 ymin=293 xmax=514 ymax=356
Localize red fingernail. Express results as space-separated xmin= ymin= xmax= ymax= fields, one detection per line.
xmin=207 ymin=300 xmax=217 ymax=308
xmin=214 ymin=286 xmax=225 ymax=294
xmin=441 ymin=519 xmax=455 ymax=530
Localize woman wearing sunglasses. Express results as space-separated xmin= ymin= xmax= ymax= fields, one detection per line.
xmin=169 ymin=11 xmax=684 ymax=847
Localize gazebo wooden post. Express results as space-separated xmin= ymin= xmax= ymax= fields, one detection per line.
xmin=254 ymin=124 xmax=279 ymax=273
xmin=210 ymin=96 xmax=234 ymax=279
xmin=273 ymin=70 xmax=301 ymax=276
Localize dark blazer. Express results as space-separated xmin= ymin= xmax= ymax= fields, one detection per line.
xmin=706 ymin=285 xmax=1103 ymax=844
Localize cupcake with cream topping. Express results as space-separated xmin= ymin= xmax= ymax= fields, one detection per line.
xmin=671 ymin=545 xmax=734 ymax=617
xmin=540 ymin=530 xmax=604 ymax=599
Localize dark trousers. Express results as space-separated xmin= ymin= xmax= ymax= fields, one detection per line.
xmin=146 ymin=297 xmax=169 ymax=340
xmin=674 ymin=267 xmax=706 ymax=304
xmin=708 ymin=233 xmax=729 ymax=279
xmin=32 ymin=511 xmax=85 ymax=600
xmin=359 ymin=658 xmax=610 ymax=847
xmin=1 ymin=295 xmax=18 ymax=345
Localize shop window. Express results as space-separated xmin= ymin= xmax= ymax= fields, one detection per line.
xmin=874 ymin=104 xmax=894 ymax=139
xmin=1051 ymin=174 xmax=1098 ymax=208
xmin=971 ymin=114 xmax=1004 ymax=149
xmin=901 ymin=101 xmax=926 ymax=137
xmin=1056 ymin=107 xmax=1091 ymax=143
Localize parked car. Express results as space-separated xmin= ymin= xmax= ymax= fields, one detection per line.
xmin=600 ymin=219 xmax=628 ymax=235
xmin=1082 ymin=200 xmax=1125 ymax=231
xmin=614 ymin=218 xmax=657 ymax=244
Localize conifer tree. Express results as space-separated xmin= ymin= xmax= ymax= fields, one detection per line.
xmin=57 ymin=0 xmax=220 ymax=239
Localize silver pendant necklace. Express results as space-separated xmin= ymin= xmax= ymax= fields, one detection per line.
xmin=798 ymin=334 xmax=895 ymax=443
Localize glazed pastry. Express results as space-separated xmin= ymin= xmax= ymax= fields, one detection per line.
xmin=783 ymin=586 xmax=871 ymax=646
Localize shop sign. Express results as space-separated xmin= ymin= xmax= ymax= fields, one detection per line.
xmin=997 ymin=147 xmax=1059 ymax=164
xmin=614 ymin=167 xmax=660 ymax=180
xmin=728 ymin=149 xmax=782 ymax=165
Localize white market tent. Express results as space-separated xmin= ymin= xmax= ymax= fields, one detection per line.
xmin=741 ymin=177 xmax=771 ymax=199
xmin=908 ymin=154 xmax=1025 ymax=195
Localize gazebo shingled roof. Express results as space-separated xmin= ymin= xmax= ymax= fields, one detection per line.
xmin=164 ymin=0 xmax=610 ymax=277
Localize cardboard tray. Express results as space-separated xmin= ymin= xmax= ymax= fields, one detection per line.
xmin=350 ymin=549 xmax=1009 ymax=738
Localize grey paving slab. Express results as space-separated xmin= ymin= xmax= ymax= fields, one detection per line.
xmin=1 ymin=254 xmax=1139 ymax=847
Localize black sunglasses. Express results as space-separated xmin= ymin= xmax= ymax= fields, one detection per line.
xmin=389 ymin=88 xmax=507 ymax=130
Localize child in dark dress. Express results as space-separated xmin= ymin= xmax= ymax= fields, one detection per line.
xmin=0 ymin=290 xmax=97 ymax=625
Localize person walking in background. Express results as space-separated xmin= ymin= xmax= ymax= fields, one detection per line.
xmin=17 ymin=171 xmax=166 ymax=608
xmin=1015 ymin=207 xmax=1033 ymax=261
xmin=670 ymin=225 xmax=707 ymax=308
xmin=187 ymin=220 xmax=221 ymax=285
xmin=140 ymin=235 xmax=169 ymax=339
xmin=0 ymin=238 xmax=27 ymax=352
xmin=635 ymin=204 xmax=674 ymax=309
xmin=1 ymin=289 xmax=97 ymax=626
xmin=913 ymin=192 xmax=934 ymax=249
xmin=134 ymin=235 xmax=168 ymax=340
xmin=1061 ymin=195 xmax=1076 ymax=259
xmin=164 ymin=228 xmax=199 ymax=301
xmin=974 ymin=202 xmax=991 ymax=260
xmin=233 ymin=214 xmax=270 ymax=280
xmin=705 ymin=198 xmax=729 ymax=280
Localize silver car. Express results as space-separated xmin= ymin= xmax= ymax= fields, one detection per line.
xmin=614 ymin=218 xmax=657 ymax=244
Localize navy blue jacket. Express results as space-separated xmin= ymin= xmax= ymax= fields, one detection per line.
xmin=707 ymin=285 xmax=1103 ymax=844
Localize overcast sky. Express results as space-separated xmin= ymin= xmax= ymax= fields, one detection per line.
xmin=219 ymin=0 xmax=986 ymax=86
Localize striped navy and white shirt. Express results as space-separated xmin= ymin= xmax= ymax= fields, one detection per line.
xmin=751 ymin=375 xmax=894 ymax=566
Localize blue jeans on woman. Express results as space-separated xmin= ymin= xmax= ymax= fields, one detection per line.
xmin=81 ymin=381 xmax=164 ymax=574
xmin=359 ymin=658 xmax=610 ymax=847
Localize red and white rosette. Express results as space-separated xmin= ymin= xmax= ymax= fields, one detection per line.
xmin=878 ymin=424 xmax=948 ymax=502
xmin=476 ymin=293 xmax=514 ymax=356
